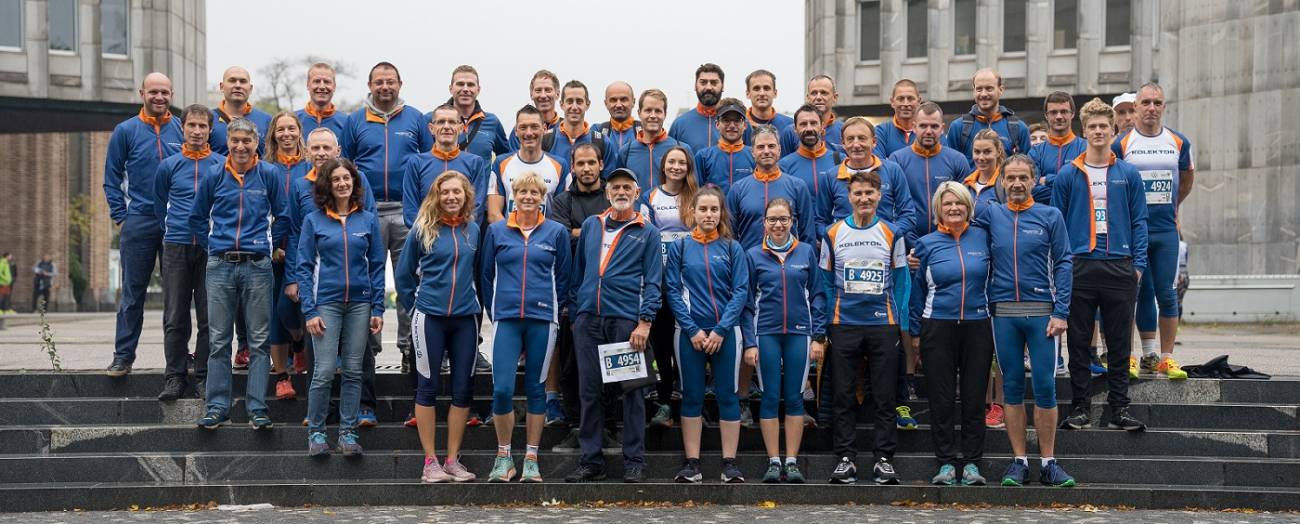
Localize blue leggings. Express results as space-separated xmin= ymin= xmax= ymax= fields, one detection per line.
xmin=993 ymin=315 xmax=1058 ymax=409
xmin=676 ymin=327 xmax=741 ymax=421
xmin=412 ymin=312 xmax=478 ymax=408
xmin=491 ymin=319 xmax=555 ymax=416
xmin=1136 ymin=230 xmax=1181 ymax=332
xmin=755 ymin=334 xmax=810 ymax=419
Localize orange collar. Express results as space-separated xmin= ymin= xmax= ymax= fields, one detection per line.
xmin=431 ymin=146 xmax=460 ymax=161
xmin=937 ymin=221 xmax=969 ymax=238
xmin=892 ymin=115 xmax=913 ymax=132
xmin=324 ymin=202 xmax=360 ymax=222
xmin=440 ymin=214 xmax=465 ymax=227
xmin=823 ymin=111 xmax=838 ymax=127
xmin=182 ymin=144 xmax=212 ymax=160
xmin=599 ymin=208 xmax=647 ymax=226
xmin=974 ymin=111 xmax=1003 ymax=124
xmin=696 ymin=103 xmax=717 ymax=117
xmin=797 ymin=143 xmax=828 ymax=159
xmin=964 ymin=168 xmax=1001 ymax=189
xmin=911 ymin=142 xmax=941 ymax=158
xmin=607 ymin=117 xmax=635 ymax=132
xmin=1071 ymin=151 xmax=1117 ymax=172
xmin=753 ymin=167 xmax=781 ymax=183
xmin=1047 ymin=131 xmax=1077 ymax=147
xmin=542 ymin=113 xmax=561 ymax=127
xmin=138 ymin=108 xmax=172 ymax=128
xmin=461 ymin=110 xmax=486 ymax=125
xmin=218 ymin=100 xmax=251 ymax=122
xmin=838 ymin=156 xmax=881 ymax=179
xmin=717 ymin=140 xmax=744 ymax=154
xmin=1007 ymin=197 xmax=1035 ymax=212
xmin=305 ymin=167 xmax=319 ymax=182
xmin=636 ymin=129 xmax=668 ymax=146
xmin=276 ymin=151 xmax=303 ymax=167
xmin=506 ymin=210 xmax=546 ymax=231
xmin=224 ymin=155 xmax=258 ymax=185
xmin=559 ymin=121 xmax=590 ymax=141
xmin=365 ymin=105 xmax=405 ymax=123
xmin=691 ymin=227 xmax=720 ymax=243
xmin=304 ymin=102 xmax=336 ymax=121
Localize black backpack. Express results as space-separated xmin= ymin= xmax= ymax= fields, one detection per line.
xmin=958 ymin=112 xmax=1024 ymax=155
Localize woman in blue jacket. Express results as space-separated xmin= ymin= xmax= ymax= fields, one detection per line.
xmin=741 ymin=197 xmax=825 ymax=484
xmin=665 ymin=186 xmax=750 ymax=484
xmin=395 ymin=170 xmax=480 ymax=483
xmin=479 ymin=173 xmax=572 ymax=483
xmin=295 ymin=158 xmax=386 ymax=457
xmin=908 ymin=181 xmax=994 ymax=486
xmin=266 ymin=111 xmax=310 ymax=400
xmin=963 ymin=129 xmax=1006 ymax=215
xmin=643 ymin=146 xmax=697 ymax=428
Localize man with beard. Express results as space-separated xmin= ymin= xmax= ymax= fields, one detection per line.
xmin=509 ymin=70 xmax=562 ymax=149
xmin=563 ymin=167 xmax=662 ymax=484
xmin=781 ymin=75 xmax=844 ymax=157
xmin=209 ymin=66 xmax=273 ymax=155
xmin=889 ymin=102 xmax=969 ymax=244
xmin=543 ymin=80 xmax=619 ymax=178
xmin=743 ymin=69 xmax=794 ymax=138
xmin=445 ymin=65 xmax=510 ymax=162
xmin=695 ymin=98 xmax=754 ymax=193
xmin=873 ymin=79 xmax=921 ymax=158
xmin=779 ymin=104 xmax=842 ymax=232
xmin=1029 ymin=92 xmax=1086 ymax=203
xmin=487 ymin=105 xmax=570 ymax=223
xmin=944 ymin=68 xmax=1030 ymax=164
xmin=296 ymin=63 xmax=346 ymax=148
xmin=669 ymin=63 xmax=726 ymax=152
xmin=593 ymin=81 xmax=639 ymax=154
xmin=613 ymin=89 xmax=692 ymax=193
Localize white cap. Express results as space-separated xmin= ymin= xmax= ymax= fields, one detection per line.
xmin=1112 ymin=92 xmax=1136 ymax=109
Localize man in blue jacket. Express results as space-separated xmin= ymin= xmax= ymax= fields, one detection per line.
xmin=104 ymin=72 xmax=183 ymax=377
xmin=743 ymin=69 xmax=794 ymax=137
xmin=544 ymin=80 xmax=619 ymax=178
xmin=669 ymin=63 xmax=725 ymax=152
xmin=296 ymin=63 xmax=346 ymax=150
xmin=446 ymin=64 xmax=510 ymax=162
xmin=209 ymin=66 xmax=272 ymax=155
xmin=508 ymin=70 xmax=562 ymax=149
xmin=780 ymin=75 xmax=844 ymax=156
xmin=564 ymin=168 xmax=663 ymax=484
xmin=944 ymin=68 xmax=1030 ymax=164
xmin=613 ymin=89 xmax=692 ymax=193
xmin=593 ymin=81 xmax=639 ymax=154
xmin=873 ymin=79 xmax=921 ymax=159
xmin=694 ymin=98 xmax=754 ymax=193
xmin=1028 ymin=91 xmax=1086 ymax=203
xmin=890 ymin=102 xmax=970 ymax=245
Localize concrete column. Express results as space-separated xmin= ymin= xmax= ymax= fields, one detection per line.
xmin=1077 ymin=0 xmax=1102 ymax=94
xmin=880 ymin=0 xmax=905 ymax=99
xmin=834 ymin=0 xmax=858 ymax=103
xmin=78 ymin=0 xmax=101 ymax=100
xmin=24 ymin=0 xmax=48 ymax=98
xmin=975 ymin=0 xmax=1000 ymax=68
xmin=1024 ymin=0 xmax=1051 ymax=97
xmin=928 ymin=0 xmax=952 ymax=100
xmin=1129 ymin=0 xmax=1158 ymax=86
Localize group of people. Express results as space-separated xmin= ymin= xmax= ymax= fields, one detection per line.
xmin=0 ymin=252 xmax=54 ymax=314
xmin=102 ymin=59 xmax=1193 ymax=487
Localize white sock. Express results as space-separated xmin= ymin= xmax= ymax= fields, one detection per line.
xmin=497 ymin=444 xmax=510 ymax=456
xmin=1015 ymin=456 xmax=1028 ymax=465
xmin=1041 ymin=457 xmax=1055 ymax=467
xmin=786 ymin=457 xmax=797 ymax=466
xmin=1141 ymin=339 xmax=1157 ymax=356
xmin=769 ymin=456 xmax=780 ymax=465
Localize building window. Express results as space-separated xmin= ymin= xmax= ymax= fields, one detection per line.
xmin=954 ymin=0 xmax=976 ymax=56
xmin=1003 ymin=0 xmax=1026 ymax=52
xmin=1106 ymin=0 xmax=1131 ymax=47
xmin=906 ymin=0 xmax=927 ymax=58
xmin=859 ymin=0 xmax=880 ymax=61
xmin=1054 ymin=0 xmax=1078 ymax=50
xmin=0 ymin=0 xmax=21 ymax=50
xmin=48 ymin=0 xmax=76 ymax=53
xmin=102 ymin=0 xmax=128 ymax=56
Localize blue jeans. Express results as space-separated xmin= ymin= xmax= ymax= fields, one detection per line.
xmin=204 ymin=255 xmax=274 ymax=416
xmin=113 ymin=214 xmax=163 ymax=364
xmin=307 ymin=301 xmax=371 ymax=433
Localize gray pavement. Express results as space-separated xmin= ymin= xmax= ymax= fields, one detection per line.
xmin=0 ymin=505 xmax=1296 ymax=523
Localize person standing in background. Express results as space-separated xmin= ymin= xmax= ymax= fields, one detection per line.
xmin=31 ymin=255 xmax=56 ymax=312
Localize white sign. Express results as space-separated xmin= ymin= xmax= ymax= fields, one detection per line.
xmin=599 ymin=342 xmax=648 ymax=384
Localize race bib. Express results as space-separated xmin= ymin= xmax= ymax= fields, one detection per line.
xmin=506 ymin=199 xmax=548 ymax=216
xmin=1093 ymin=199 xmax=1108 ymax=236
xmin=843 ymin=258 xmax=886 ymax=295
xmin=599 ymin=342 xmax=649 ymax=384
xmin=660 ymin=231 xmax=689 ymax=265
xmin=1141 ymin=170 xmax=1174 ymax=205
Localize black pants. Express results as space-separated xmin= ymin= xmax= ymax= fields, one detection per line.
xmin=828 ymin=324 xmax=899 ymax=462
xmin=559 ymin=312 xmax=621 ymax=427
xmin=572 ymin=313 xmax=648 ymax=468
xmin=920 ymin=318 xmax=994 ymax=466
xmin=1067 ymin=258 xmax=1137 ymax=410
xmin=649 ymin=303 xmax=678 ymax=411
xmin=31 ymin=285 xmax=49 ymax=311
xmin=161 ymin=243 xmax=209 ymax=380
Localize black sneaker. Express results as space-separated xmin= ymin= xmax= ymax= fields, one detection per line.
xmin=872 ymin=457 xmax=900 ymax=485
xmin=106 ymin=361 xmax=131 ymax=377
xmin=829 ymin=456 xmax=857 ymax=484
xmin=623 ymin=464 xmax=645 ymax=483
xmin=552 ymin=429 xmax=580 ymax=453
xmin=720 ymin=458 xmax=745 ymax=483
xmin=157 ymin=377 xmax=184 ymax=402
xmin=1060 ymin=407 xmax=1091 ymax=430
xmin=564 ymin=464 xmax=607 ymax=483
xmin=1107 ymin=407 xmax=1147 ymax=432
xmin=196 ymin=411 xmax=228 ymax=430
xmin=674 ymin=458 xmax=703 ymax=483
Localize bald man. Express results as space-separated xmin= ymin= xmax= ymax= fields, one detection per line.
xmin=593 ymin=81 xmax=640 ymax=154
xmin=210 ymin=66 xmax=273 ymax=155
xmin=944 ymin=68 xmax=1030 ymax=164
xmin=105 ymin=72 xmax=185 ymax=377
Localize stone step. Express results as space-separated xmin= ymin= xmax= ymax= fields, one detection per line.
xmin=0 ymin=479 xmax=1296 ymax=513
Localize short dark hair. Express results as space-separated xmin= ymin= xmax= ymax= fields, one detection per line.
xmin=561 ymin=80 xmax=589 ymax=102
xmin=792 ymin=103 xmax=824 ymax=124
xmin=695 ymin=63 xmax=725 ymax=84
xmin=848 ymin=170 xmax=882 ymax=190
xmin=515 ymin=104 xmax=542 ymax=122
xmin=368 ymin=61 xmax=401 ymax=83
xmin=432 ymin=103 xmax=458 ymax=117
xmin=745 ymin=69 xmax=775 ymax=90
xmin=917 ymin=101 xmax=943 ymax=118
xmin=571 ymin=142 xmax=601 ymax=165
xmin=891 ymin=79 xmax=919 ymax=98
xmin=1044 ymin=91 xmax=1075 ymax=112
xmin=181 ymin=104 xmax=212 ymax=126
xmin=313 ymin=158 xmax=365 ymax=212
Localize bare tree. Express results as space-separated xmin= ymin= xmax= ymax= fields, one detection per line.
xmin=256 ymin=56 xmax=356 ymax=113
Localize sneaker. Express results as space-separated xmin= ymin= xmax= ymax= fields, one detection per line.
xmin=357 ymin=408 xmax=378 ymax=428
xmin=739 ymin=404 xmax=755 ymax=429
xmin=623 ymin=464 xmax=645 ymax=483
xmin=602 ymin=428 xmax=622 ymax=453
xmin=482 ymin=414 xmax=495 ymax=426
xmin=872 ymin=457 xmax=900 ymax=485
xmin=488 ymin=455 xmax=515 ymax=482
xmin=234 ymin=347 xmax=250 ymax=370
xmin=829 ymin=457 xmax=857 ymax=484
xmin=421 ymin=457 xmax=449 ymax=483
xmin=520 ymin=457 xmax=542 ymax=483
xmin=1061 ymin=407 xmax=1092 ymax=430
xmin=552 ymin=429 xmax=581 ymax=453
xmin=1039 ymin=459 xmax=1076 ymax=487
xmin=308 ymin=432 xmax=330 ymax=457
xmin=106 ymin=360 xmax=131 ymax=377
xmin=895 ymin=405 xmax=918 ymax=430
xmin=443 ymin=458 xmax=477 ymax=482
xmin=1141 ymin=353 xmax=1160 ymax=374
xmin=274 ymin=378 xmax=296 ymax=400
xmin=564 ymin=464 xmax=606 ymax=483
xmin=157 ymin=377 xmax=184 ymax=402
xmin=985 ymin=404 xmax=1005 ymax=429
xmin=784 ymin=462 xmax=805 ymax=484
xmin=466 ymin=415 xmax=484 ymax=427
xmin=674 ymin=458 xmax=703 ymax=483
xmin=1001 ymin=459 xmax=1029 ymax=486
xmin=404 ymin=414 xmax=418 ymax=428
xmin=293 ymin=352 xmax=308 ymax=375
xmin=961 ymin=463 xmax=986 ymax=486
xmin=720 ymin=458 xmax=745 ymax=483
xmin=249 ymin=412 xmax=273 ymax=430
xmin=650 ymin=403 xmax=674 ymax=428
xmin=931 ymin=464 xmax=957 ymax=486
xmin=1088 ymin=358 xmax=1107 ymax=376
xmin=196 ymin=411 xmax=228 ymax=430
xmin=762 ymin=461 xmax=782 ymax=483
xmin=1128 ymin=356 xmax=1140 ymax=379
xmin=1107 ymin=407 xmax=1147 ymax=432
xmin=1158 ymin=356 xmax=1188 ymax=380
xmin=544 ymin=398 xmax=567 ymax=427
xmin=337 ymin=431 xmax=363 ymax=456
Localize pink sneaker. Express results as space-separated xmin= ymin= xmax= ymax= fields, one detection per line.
xmin=443 ymin=457 xmax=477 ymax=482
xmin=421 ymin=457 xmax=449 ymax=483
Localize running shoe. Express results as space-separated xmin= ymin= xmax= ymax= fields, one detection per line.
xmin=249 ymin=412 xmax=273 ymax=430
xmin=544 ymin=398 xmax=567 ymax=427
xmin=720 ymin=458 xmax=745 ymax=483
xmin=356 ymin=408 xmax=378 ymax=428
xmin=1141 ymin=353 xmax=1160 ymax=374
xmin=552 ymin=429 xmax=580 ymax=453
xmin=1061 ymin=407 xmax=1091 ymax=430
xmin=1039 ymin=459 xmax=1076 ymax=487
xmin=337 ymin=431 xmax=363 ymax=456
xmin=293 ymin=352 xmax=308 ymax=375
xmin=488 ymin=455 xmax=515 ymax=482
xmin=404 ymin=414 xmax=418 ymax=428
xmin=1088 ymin=357 xmax=1107 ymax=376
xmin=762 ymin=461 xmax=782 ymax=483
xmin=650 ymin=403 xmax=674 ymax=428
xmin=466 ymin=415 xmax=484 ymax=427
xmin=308 ymin=431 xmax=330 ymax=457
xmin=739 ymin=404 xmax=755 ymax=429
xmin=623 ymin=464 xmax=645 ymax=483
xmin=985 ymin=403 xmax=1006 ymax=429
xmin=829 ymin=457 xmax=857 ymax=484
xmin=961 ymin=463 xmax=986 ymax=486
xmin=895 ymin=405 xmax=918 ymax=430
xmin=106 ymin=360 xmax=131 ymax=377
xmin=674 ymin=458 xmax=703 ymax=483
xmin=157 ymin=377 xmax=184 ymax=402
xmin=564 ymin=464 xmax=606 ymax=483
xmin=1107 ymin=407 xmax=1147 ymax=432
xmin=421 ymin=457 xmax=449 ymax=483
xmin=274 ymin=378 xmax=296 ymax=400
xmin=520 ymin=457 xmax=542 ymax=483
xmin=872 ymin=457 xmax=900 ymax=485
xmin=196 ymin=411 xmax=228 ymax=430
xmin=1128 ymin=356 xmax=1140 ymax=380
xmin=1158 ymin=356 xmax=1188 ymax=380
xmin=784 ymin=462 xmax=806 ymax=484
xmin=444 ymin=458 xmax=477 ymax=482
xmin=1001 ymin=459 xmax=1029 ymax=486
xmin=931 ymin=464 xmax=957 ymax=486
xmin=233 ymin=347 xmax=250 ymax=370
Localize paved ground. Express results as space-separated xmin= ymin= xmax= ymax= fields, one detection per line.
xmin=0 ymin=311 xmax=1295 ymax=375
xmin=0 ymin=504 xmax=1297 ymax=523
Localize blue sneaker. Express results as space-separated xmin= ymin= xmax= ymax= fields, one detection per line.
xmin=961 ymin=463 xmax=986 ymax=486
xmin=337 ymin=431 xmax=363 ymax=456
xmin=931 ymin=464 xmax=957 ymax=485
xmin=545 ymin=398 xmax=567 ymax=427
xmin=357 ymin=408 xmax=378 ymax=428
xmin=249 ymin=411 xmax=273 ymax=430
xmin=1040 ymin=460 xmax=1076 ymax=487
xmin=1089 ymin=358 xmax=1107 ymax=376
xmin=307 ymin=431 xmax=330 ymax=457
xmin=895 ymin=405 xmax=918 ymax=430
xmin=1001 ymin=459 xmax=1029 ymax=486
xmin=196 ymin=411 xmax=228 ymax=430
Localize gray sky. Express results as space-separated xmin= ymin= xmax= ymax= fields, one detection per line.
xmin=206 ymin=0 xmax=806 ymax=125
